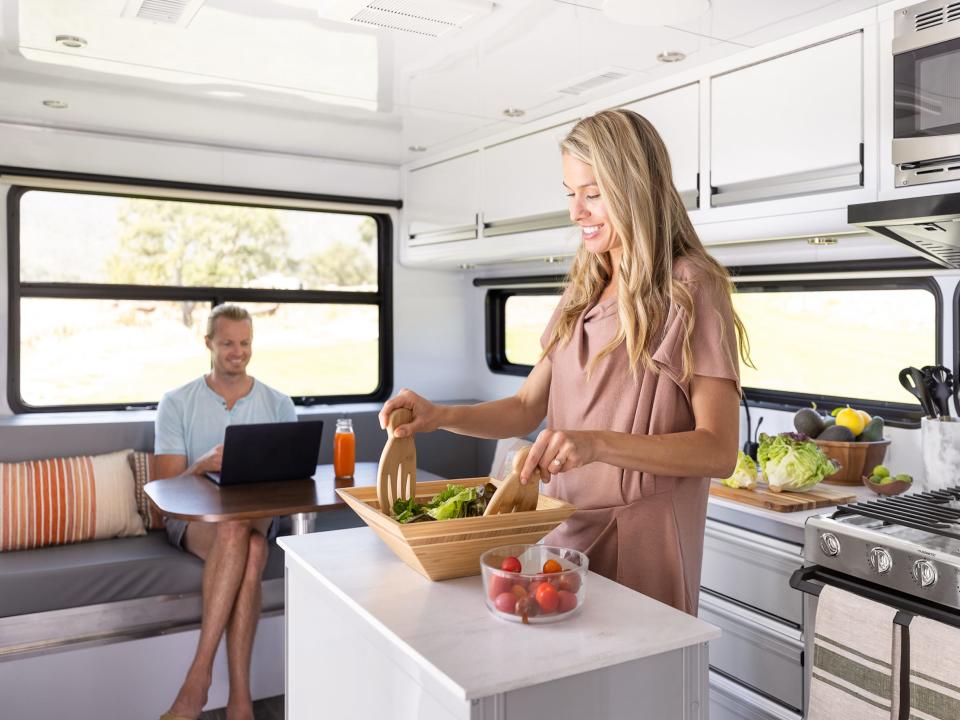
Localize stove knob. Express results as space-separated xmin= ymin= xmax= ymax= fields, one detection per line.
xmin=819 ymin=532 xmax=841 ymax=557
xmin=868 ymin=547 xmax=893 ymax=575
xmin=912 ymin=559 xmax=938 ymax=588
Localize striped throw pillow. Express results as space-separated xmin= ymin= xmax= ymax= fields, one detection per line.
xmin=128 ymin=451 xmax=165 ymax=531
xmin=0 ymin=449 xmax=146 ymax=552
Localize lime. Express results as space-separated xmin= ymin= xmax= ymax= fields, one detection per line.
xmin=872 ymin=465 xmax=890 ymax=478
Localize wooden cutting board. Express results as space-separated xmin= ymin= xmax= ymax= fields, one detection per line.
xmin=709 ymin=480 xmax=856 ymax=512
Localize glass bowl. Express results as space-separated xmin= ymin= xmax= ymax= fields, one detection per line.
xmin=480 ymin=544 xmax=588 ymax=624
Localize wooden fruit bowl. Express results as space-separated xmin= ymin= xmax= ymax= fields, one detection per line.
xmin=862 ymin=475 xmax=912 ymax=496
xmin=336 ymin=478 xmax=576 ymax=581
xmin=813 ymin=438 xmax=890 ymax=485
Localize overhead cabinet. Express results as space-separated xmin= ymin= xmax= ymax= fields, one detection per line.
xmin=622 ymin=83 xmax=700 ymax=210
xmin=481 ymin=121 xmax=576 ymax=236
xmin=710 ymin=32 xmax=863 ymax=207
xmin=405 ymin=151 xmax=479 ymax=246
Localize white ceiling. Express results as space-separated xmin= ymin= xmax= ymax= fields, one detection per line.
xmin=0 ymin=0 xmax=883 ymax=167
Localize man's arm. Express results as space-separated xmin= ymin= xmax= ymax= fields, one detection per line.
xmin=155 ymin=447 xmax=223 ymax=480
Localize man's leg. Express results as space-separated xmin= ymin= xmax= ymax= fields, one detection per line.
xmin=167 ymin=520 xmax=254 ymax=719
xmin=224 ymin=521 xmax=270 ymax=720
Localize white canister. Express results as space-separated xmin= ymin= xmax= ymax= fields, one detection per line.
xmin=920 ymin=417 xmax=960 ymax=492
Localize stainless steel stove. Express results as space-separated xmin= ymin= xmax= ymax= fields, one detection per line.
xmin=802 ymin=488 xmax=960 ymax=613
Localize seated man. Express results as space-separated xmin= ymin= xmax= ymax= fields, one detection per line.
xmin=155 ymin=303 xmax=296 ymax=720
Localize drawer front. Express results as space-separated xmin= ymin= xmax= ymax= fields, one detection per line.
xmin=701 ymin=519 xmax=803 ymax=625
xmin=709 ymin=671 xmax=802 ymax=720
xmin=700 ymin=592 xmax=804 ymax=712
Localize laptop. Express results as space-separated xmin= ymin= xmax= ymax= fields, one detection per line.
xmin=206 ymin=420 xmax=323 ymax=486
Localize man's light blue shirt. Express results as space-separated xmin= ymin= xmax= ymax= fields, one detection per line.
xmin=155 ymin=376 xmax=297 ymax=465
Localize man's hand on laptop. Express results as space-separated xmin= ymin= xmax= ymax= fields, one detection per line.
xmin=189 ymin=444 xmax=224 ymax=476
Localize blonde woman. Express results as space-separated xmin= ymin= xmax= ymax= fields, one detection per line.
xmin=379 ymin=109 xmax=749 ymax=614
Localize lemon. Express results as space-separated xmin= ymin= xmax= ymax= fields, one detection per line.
xmin=836 ymin=407 xmax=866 ymax=437
xmin=856 ymin=409 xmax=872 ymax=426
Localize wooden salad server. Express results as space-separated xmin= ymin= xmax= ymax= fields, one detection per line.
xmin=484 ymin=445 xmax=541 ymax=515
xmin=377 ymin=408 xmax=417 ymax=516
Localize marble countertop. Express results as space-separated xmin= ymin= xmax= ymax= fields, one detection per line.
xmin=279 ymin=527 xmax=720 ymax=700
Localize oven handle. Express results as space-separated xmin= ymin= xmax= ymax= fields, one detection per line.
xmin=791 ymin=565 xmax=960 ymax=629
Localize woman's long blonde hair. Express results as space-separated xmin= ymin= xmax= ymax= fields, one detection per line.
xmin=544 ymin=108 xmax=751 ymax=382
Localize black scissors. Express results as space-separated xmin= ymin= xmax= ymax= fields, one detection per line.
xmin=900 ymin=366 xmax=937 ymax=418
xmin=921 ymin=365 xmax=954 ymax=419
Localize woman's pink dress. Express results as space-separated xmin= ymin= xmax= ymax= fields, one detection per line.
xmin=540 ymin=258 xmax=741 ymax=615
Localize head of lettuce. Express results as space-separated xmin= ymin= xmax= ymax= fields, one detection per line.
xmin=757 ymin=432 xmax=839 ymax=493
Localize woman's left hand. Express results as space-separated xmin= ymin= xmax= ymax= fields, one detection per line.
xmin=521 ymin=429 xmax=598 ymax=484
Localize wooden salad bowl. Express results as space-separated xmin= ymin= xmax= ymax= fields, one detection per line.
xmin=336 ymin=478 xmax=575 ymax=581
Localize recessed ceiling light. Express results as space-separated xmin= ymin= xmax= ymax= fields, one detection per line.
xmin=55 ymin=35 xmax=87 ymax=49
xmin=42 ymin=100 xmax=68 ymax=109
xmin=502 ymin=108 xmax=525 ymax=118
xmin=408 ymin=145 xmax=427 ymax=152
xmin=657 ymin=51 xmax=686 ymax=63
xmin=207 ymin=90 xmax=245 ymax=98
xmin=807 ymin=236 xmax=839 ymax=246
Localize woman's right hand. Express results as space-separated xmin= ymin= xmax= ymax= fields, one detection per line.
xmin=379 ymin=388 xmax=444 ymax=438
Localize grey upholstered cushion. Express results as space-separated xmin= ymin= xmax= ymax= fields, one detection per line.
xmin=0 ymin=508 xmax=364 ymax=617
xmin=0 ymin=531 xmax=285 ymax=617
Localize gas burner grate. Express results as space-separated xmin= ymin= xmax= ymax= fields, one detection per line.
xmin=835 ymin=487 xmax=960 ymax=540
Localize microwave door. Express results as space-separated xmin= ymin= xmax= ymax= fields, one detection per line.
xmin=893 ymin=33 xmax=960 ymax=167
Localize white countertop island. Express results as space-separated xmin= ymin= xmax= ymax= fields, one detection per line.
xmin=279 ymin=527 xmax=720 ymax=720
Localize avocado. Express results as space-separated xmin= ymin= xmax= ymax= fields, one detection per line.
xmin=794 ymin=408 xmax=826 ymax=438
xmin=822 ymin=416 xmax=836 ymax=429
xmin=859 ymin=416 xmax=884 ymax=442
xmin=818 ymin=424 xmax=855 ymax=442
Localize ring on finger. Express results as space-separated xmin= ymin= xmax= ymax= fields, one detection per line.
xmin=552 ymin=457 xmax=564 ymax=466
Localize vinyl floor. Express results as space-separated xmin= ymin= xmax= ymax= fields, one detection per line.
xmin=199 ymin=695 xmax=284 ymax=720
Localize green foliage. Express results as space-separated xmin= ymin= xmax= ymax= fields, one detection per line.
xmin=107 ymin=200 xmax=293 ymax=325
xmin=303 ymin=241 xmax=375 ymax=288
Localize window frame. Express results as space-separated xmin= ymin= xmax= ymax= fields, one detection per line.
xmin=6 ymin=168 xmax=397 ymax=413
xmin=485 ymin=286 xmax=562 ymax=376
xmin=484 ymin=275 xmax=941 ymax=427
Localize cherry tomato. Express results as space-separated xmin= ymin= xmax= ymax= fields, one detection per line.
xmin=488 ymin=574 xmax=513 ymax=600
xmin=494 ymin=592 xmax=516 ymax=613
xmin=535 ymin=582 xmax=560 ymax=614
xmin=557 ymin=589 xmax=578 ymax=613
xmin=501 ymin=556 xmax=522 ymax=573
xmin=511 ymin=584 xmax=529 ymax=599
xmin=542 ymin=559 xmax=563 ymax=574
xmin=527 ymin=580 xmax=543 ymax=596
xmin=559 ymin=573 xmax=581 ymax=593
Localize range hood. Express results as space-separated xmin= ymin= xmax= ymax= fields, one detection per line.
xmin=848 ymin=194 xmax=960 ymax=268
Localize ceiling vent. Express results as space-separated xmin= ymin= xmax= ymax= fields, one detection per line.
xmin=556 ymin=68 xmax=630 ymax=96
xmin=913 ymin=2 xmax=960 ymax=31
xmin=122 ymin=0 xmax=206 ymax=27
xmin=318 ymin=0 xmax=493 ymax=38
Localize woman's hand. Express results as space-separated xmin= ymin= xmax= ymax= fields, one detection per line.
xmin=378 ymin=388 xmax=445 ymax=438
xmin=521 ymin=429 xmax=598 ymax=484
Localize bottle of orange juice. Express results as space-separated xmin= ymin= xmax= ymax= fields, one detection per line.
xmin=334 ymin=417 xmax=355 ymax=480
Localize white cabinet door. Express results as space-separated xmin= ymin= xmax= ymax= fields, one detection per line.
xmin=405 ymin=152 xmax=479 ymax=243
xmin=622 ymin=83 xmax=700 ymax=209
xmin=711 ymin=32 xmax=863 ymax=206
xmin=481 ymin=121 xmax=575 ymax=231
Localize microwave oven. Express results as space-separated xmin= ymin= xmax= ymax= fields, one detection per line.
xmin=893 ymin=0 xmax=960 ymax=186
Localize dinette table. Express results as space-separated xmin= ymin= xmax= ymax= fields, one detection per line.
xmin=144 ymin=461 xmax=442 ymax=534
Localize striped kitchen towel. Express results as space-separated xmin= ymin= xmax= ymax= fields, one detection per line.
xmin=907 ymin=616 xmax=960 ymax=720
xmin=807 ymin=585 xmax=901 ymax=720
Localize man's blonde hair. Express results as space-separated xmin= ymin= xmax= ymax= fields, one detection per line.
xmin=205 ymin=304 xmax=252 ymax=339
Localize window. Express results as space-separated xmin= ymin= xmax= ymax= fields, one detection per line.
xmin=486 ymin=278 xmax=941 ymax=422
xmin=9 ymin=176 xmax=395 ymax=411
xmin=733 ymin=279 xmax=940 ymax=419
xmin=486 ymin=288 xmax=561 ymax=375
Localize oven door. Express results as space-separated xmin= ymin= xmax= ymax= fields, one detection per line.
xmin=893 ymin=16 xmax=960 ymax=174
